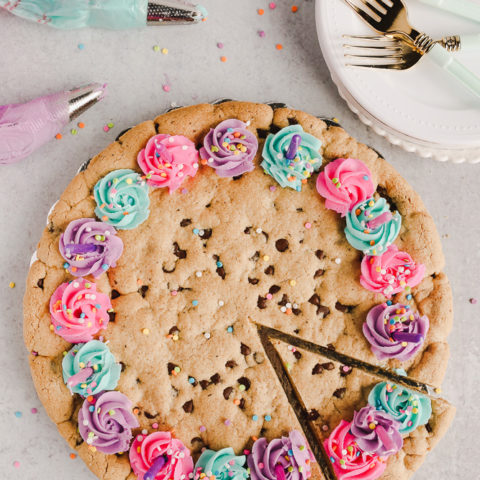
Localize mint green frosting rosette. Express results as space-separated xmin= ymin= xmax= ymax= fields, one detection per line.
xmin=194 ymin=448 xmax=248 ymax=480
xmin=345 ymin=197 xmax=401 ymax=256
xmin=261 ymin=125 xmax=322 ymax=191
xmin=368 ymin=382 xmax=432 ymax=435
xmin=94 ymin=169 xmax=150 ymax=230
xmin=62 ymin=340 xmax=121 ymax=397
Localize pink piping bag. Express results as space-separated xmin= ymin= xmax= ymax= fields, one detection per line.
xmin=0 ymin=83 xmax=106 ymax=165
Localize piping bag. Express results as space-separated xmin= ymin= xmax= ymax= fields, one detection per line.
xmin=0 ymin=83 xmax=106 ymax=165
xmin=0 ymin=1 xmax=207 ymax=28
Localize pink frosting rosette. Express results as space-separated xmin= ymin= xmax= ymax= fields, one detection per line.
xmin=360 ymin=245 xmax=425 ymax=298
xmin=49 ymin=278 xmax=112 ymax=343
xmin=129 ymin=431 xmax=194 ymax=480
xmin=316 ymin=158 xmax=375 ymax=217
xmin=137 ymin=134 xmax=199 ymax=193
xmin=323 ymin=420 xmax=387 ymax=480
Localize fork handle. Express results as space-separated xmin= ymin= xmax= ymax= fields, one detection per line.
xmin=428 ymin=43 xmax=480 ymax=99
xmin=460 ymin=33 xmax=480 ymax=51
xmin=418 ymin=0 xmax=480 ymax=23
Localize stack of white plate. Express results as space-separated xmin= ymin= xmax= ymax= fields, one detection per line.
xmin=316 ymin=0 xmax=480 ymax=163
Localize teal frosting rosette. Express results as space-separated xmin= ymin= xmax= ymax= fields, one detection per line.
xmin=62 ymin=340 xmax=121 ymax=397
xmin=261 ymin=125 xmax=322 ymax=191
xmin=368 ymin=382 xmax=432 ymax=435
xmin=194 ymin=448 xmax=248 ymax=480
xmin=94 ymin=169 xmax=150 ymax=230
xmin=345 ymin=197 xmax=401 ymax=256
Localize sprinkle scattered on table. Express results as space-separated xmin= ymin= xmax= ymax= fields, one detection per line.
xmin=153 ymin=45 xmax=160 ymax=52
xmin=9 ymin=281 xmax=15 ymax=288
xmin=14 ymin=411 xmax=22 ymax=418
xmin=220 ymin=56 xmax=227 ymax=63
xmin=258 ymin=30 xmax=266 ymax=38
xmin=70 ymin=453 xmax=77 ymax=460
xmin=269 ymin=2 xmax=276 ymax=9
xmin=469 ymin=297 xmax=477 ymax=304
xmin=78 ymin=122 xmax=85 ymax=129
xmin=13 ymin=461 xmax=20 ymax=469
xmin=217 ymin=42 xmax=224 ymax=49
xmin=276 ymin=43 xmax=283 ymax=50
xmin=31 ymin=408 xmax=38 ymax=414
xmin=77 ymin=43 xmax=85 ymax=50
xmin=55 ymin=133 xmax=62 ymax=140
xmin=292 ymin=5 xmax=299 ymax=13
xmin=257 ymin=9 xmax=264 ymax=15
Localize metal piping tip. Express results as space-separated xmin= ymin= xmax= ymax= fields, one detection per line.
xmin=66 ymin=83 xmax=107 ymax=121
xmin=147 ymin=1 xmax=207 ymax=25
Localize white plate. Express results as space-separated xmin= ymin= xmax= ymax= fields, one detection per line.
xmin=316 ymin=0 xmax=480 ymax=163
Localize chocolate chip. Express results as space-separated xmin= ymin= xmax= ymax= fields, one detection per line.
xmin=296 ymin=207 xmax=303 ymax=212
xmin=144 ymin=411 xmax=156 ymax=419
xmin=138 ymin=285 xmax=149 ymax=298
xmin=270 ymin=124 xmax=281 ymax=134
xmin=250 ymin=251 xmax=260 ymax=262
xmin=257 ymin=296 xmax=267 ymax=309
xmin=182 ymin=400 xmax=194 ymax=413
xmin=173 ymin=242 xmax=187 ymax=259
xmin=210 ymin=373 xmax=221 ymax=384
xmin=425 ymin=423 xmax=433 ymax=433
xmin=340 ymin=365 xmax=353 ymax=377
xmin=264 ymin=265 xmax=275 ymax=275
xmin=237 ymin=377 xmax=251 ymax=391
xmin=216 ymin=266 xmax=226 ymax=279
xmin=315 ymin=250 xmax=325 ymax=260
xmin=335 ymin=302 xmax=353 ymax=313
xmin=108 ymin=311 xmax=116 ymax=323
xmin=162 ymin=265 xmax=176 ymax=273
xmin=333 ymin=388 xmax=346 ymax=399
xmin=180 ymin=219 xmax=192 ymax=227
xmin=314 ymin=269 xmax=325 ymax=278
xmin=232 ymin=174 xmax=243 ymax=181
xmin=168 ymin=326 xmax=179 ymax=335
xmin=269 ymin=285 xmax=281 ymax=294
xmin=253 ymin=352 xmax=264 ymax=364
xmin=376 ymin=185 xmax=399 ymax=213
xmin=327 ymin=343 xmax=336 ymax=351
xmin=318 ymin=306 xmax=331 ymax=317
xmin=261 ymin=231 xmax=269 ymax=242
xmin=199 ymin=229 xmax=212 ymax=240
xmin=322 ymin=362 xmax=335 ymax=371
xmin=292 ymin=308 xmax=302 ymax=316
xmin=199 ymin=380 xmax=210 ymax=390
xmin=119 ymin=361 xmax=126 ymax=372
xmin=191 ymin=437 xmax=204 ymax=445
xmin=238 ymin=398 xmax=246 ymax=410
xmin=167 ymin=363 xmax=178 ymax=375
xmin=294 ymin=328 xmax=300 ymax=334
xmin=37 ymin=278 xmax=44 ymax=289
xmin=288 ymin=118 xmax=299 ymax=125
xmin=248 ymin=277 xmax=260 ymax=285
xmin=307 ymin=409 xmax=320 ymax=421
xmin=312 ymin=364 xmax=323 ymax=375
xmin=111 ymin=289 xmax=120 ymax=299
xmin=256 ymin=128 xmax=269 ymax=139
xmin=293 ymin=351 xmax=302 ymax=360
xmin=225 ymin=360 xmax=238 ymax=369
xmin=244 ymin=227 xmax=252 ymax=234
xmin=278 ymin=294 xmax=289 ymax=306
xmin=308 ymin=293 xmax=321 ymax=306
xmin=240 ymin=343 xmax=251 ymax=356
xmin=275 ymin=238 xmax=289 ymax=252
xmin=205 ymin=203 xmax=211 ymax=208
xmin=223 ymin=387 xmax=233 ymax=400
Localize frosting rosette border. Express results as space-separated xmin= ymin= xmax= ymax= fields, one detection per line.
xmin=129 ymin=431 xmax=194 ymax=480
xmin=368 ymin=382 xmax=432 ymax=435
xmin=317 ymin=157 xmax=375 ymax=217
xmin=59 ymin=217 xmax=124 ymax=277
xmin=345 ymin=197 xmax=401 ymax=256
xmin=49 ymin=278 xmax=112 ymax=343
xmin=200 ymin=119 xmax=258 ymax=177
xmin=194 ymin=448 xmax=248 ymax=480
xmin=78 ymin=391 xmax=139 ymax=455
xmin=261 ymin=125 xmax=322 ymax=191
xmin=137 ymin=133 xmax=199 ymax=193
xmin=94 ymin=168 xmax=150 ymax=230
xmin=363 ymin=303 xmax=429 ymax=361
xmin=360 ymin=245 xmax=426 ymax=298
xmin=62 ymin=340 xmax=121 ymax=397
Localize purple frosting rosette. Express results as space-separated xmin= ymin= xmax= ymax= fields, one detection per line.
xmin=59 ymin=218 xmax=124 ymax=277
xmin=363 ymin=303 xmax=429 ymax=361
xmin=350 ymin=405 xmax=403 ymax=457
xmin=248 ymin=430 xmax=314 ymax=480
xmin=200 ymin=119 xmax=258 ymax=177
xmin=78 ymin=391 xmax=139 ymax=454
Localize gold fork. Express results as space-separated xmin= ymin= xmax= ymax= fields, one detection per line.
xmin=342 ymin=0 xmax=480 ymax=98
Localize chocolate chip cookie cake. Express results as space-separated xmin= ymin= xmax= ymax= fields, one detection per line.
xmin=23 ymin=101 xmax=455 ymax=480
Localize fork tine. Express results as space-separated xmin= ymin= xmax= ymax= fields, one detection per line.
xmin=344 ymin=45 xmax=402 ymax=53
xmin=345 ymin=61 xmax=405 ymax=70
xmin=344 ymin=52 xmax=404 ymax=59
xmin=362 ymin=0 xmax=386 ymax=17
xmin=343 ymin=0 xmax=381 ymax=26
xmin=373 ymin=0 xmax=393 ymax=10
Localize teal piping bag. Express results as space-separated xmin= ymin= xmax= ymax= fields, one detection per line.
xmin=0 ymin=1 xmax=207 ymax=29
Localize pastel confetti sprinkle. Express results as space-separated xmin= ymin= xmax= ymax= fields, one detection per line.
xmin=153 ymin=45 xmax=160 ymax=52
xmin=14 ymin=411 xmax=22 ymax=418
xmin=78 ymin=43 xmax=85 ymax=50
xmin=258 ymin=30 xmax=266 ymax=38
xmin=13 ymin=461 xmax=20 ymax=468
xmin=269 ymin=2 xmax=276 ymax=9
xmin=8 ymin=282 xmax=15 ymax=288
xmin=163 ymin=84 xmax=171 ymax=92
xmin=217 ymin=42 xmax=224 ymax=49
